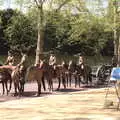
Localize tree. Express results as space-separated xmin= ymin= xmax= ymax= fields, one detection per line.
xmin=4 ymin=11 xmax=37 ymax=53
xmin=0 ymin=8 xmax=17 ymax=54
xmin=108 ymin=0 xmax=120 ymax=65
xmin=32 ymin=0 xmax=72 ymax=64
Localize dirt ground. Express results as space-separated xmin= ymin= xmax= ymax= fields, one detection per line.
xmin=0 ymin=82 xmax=120 ymax=120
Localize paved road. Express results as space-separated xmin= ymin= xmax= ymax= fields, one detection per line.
xmin=0 ymin=82 xmax=120 ymax=120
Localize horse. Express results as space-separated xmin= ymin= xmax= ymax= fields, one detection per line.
xmin=76 ymin=63 xmax=92 ymax=86
xmin=25 ymin=65 xmax=45 ymax=96
xmin=67 ymin=60 xmax=78 ymax=87
xmin=0 ymin=68 xmax=12 ymax=95
xmin=55 ymin=61 xmax=69 ymax=90
xmin=0 ymin=65 xmax=15 ymax=95
xmin=42 ymin=61 xmax=54 ymax=91
xmin=11 ymin=66 xmax=25 ymax=96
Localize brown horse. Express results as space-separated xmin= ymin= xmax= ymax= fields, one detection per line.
xmin=55 ymin=61 xmax=68 ymax=90
xmin=67 ymin=60 xmax=78 ymax=87
xmin=25 ymin=66 xmax=44 ymax=96
xmin=42 ymin=62 xmax=54 ymax=91
xmin=0 ymin=68 xmax=12 ymax=95
xmin=11 ymin=66 xmax=24 ymax=96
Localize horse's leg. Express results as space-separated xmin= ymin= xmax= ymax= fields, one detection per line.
xmin=14 ymin=82 xmax=18 ymax=96
xmin=62 ymin=75 xmax=66 ymax=89
xmin=57 ymin=77 xmax=61 ymax=90
xmin=21 ymin=80 xmax=25 ymax=93
xmin=37 ymin=80 xmax=41 ymax=96
xmin=69 ymin=73 xmax=72 ymax=87
xmin=49 ymin=75 xmax=53 ymax=91
xmin=47 ymin=78 xmax=51 ymax=91
xmin=19 ymin=80 xmax=24 ymax=96
xmin=51 ymin=78 xmax=53 ymax=91
xmin=75 ymin=74 xmax=77 ymax=88
xmin=2 ymin=82 xmax=5 ymax=95
xmin=85 ymin=75 xmax=88 ymax=85
xmin=42 ymin=74 xmax=46 ymax=91
xmin=78 ymin=75 xmax=81 ymax=88
xmin=18 ymin=82 xmax=22 ymax=97
xmin=5 ymin=81 xmax=9 ymax=95
xmin=8 ymin=78 xmax=12 ymax=92
xmin=89 ymin=74 xmax=92 ymax=86
xmin=66 ymin=74 xmax=68 ymax=87
xmin=49 ymin=78 xmax=53 ymax=91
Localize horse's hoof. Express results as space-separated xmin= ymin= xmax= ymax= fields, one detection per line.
xmin=14 ymin=93 xmax=18 ymax=96
xmin=56 ymin=88 xmax=59 ymax=91
xmin=36 ymin=93 xmax=41 ymax=97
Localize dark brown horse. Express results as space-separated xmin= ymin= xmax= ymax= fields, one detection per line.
xmin=76 ymin=63 xmax=92 ymax=86
xmin=67 ymin=60 xmax=78 ymax=87
xmin=42 ymin=62 xmax=54 ymax=91
xmin=55 ymin=61 xmax=68 ymax=90
xmin=11 ymin=66 xmax=22 ymax=96
xmin=0 ymin=68 xmax=12 ymax=95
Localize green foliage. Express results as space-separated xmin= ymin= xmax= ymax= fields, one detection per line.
xmin=0 ymin=0 xmax=118 ymax=56
xmin=4 ymin=11 xmax=37 ymax=52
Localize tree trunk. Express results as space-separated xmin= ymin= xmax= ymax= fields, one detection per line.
xmin=35 ymin=28 xmax=44 ymax=65
xmin=35 ymin=4 xmax=44 ymax=65
xmin=114 ymin=30 xmax=118 ymax=57
xmin=117 ymin=35 xmax=120 ymax=67
xmin=113 ymin=3 xmax=118 ymax=57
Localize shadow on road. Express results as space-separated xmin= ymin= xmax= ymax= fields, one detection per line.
xmin=22 ymin=91 xmax=52 ymax=97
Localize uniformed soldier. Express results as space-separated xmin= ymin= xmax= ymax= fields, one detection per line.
xmin=5 ymin=50 xmax=15 ymax=66
xmin=49 ymin=52 xmax=56 ymax=67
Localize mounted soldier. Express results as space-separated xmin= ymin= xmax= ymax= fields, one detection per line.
xmin=4 ymin=50 xmax=15 ymax=66
xmin=49 ymin=52 xmax=56 ymax=66
xmin=49 ymin=52 xmax=57 ymax=73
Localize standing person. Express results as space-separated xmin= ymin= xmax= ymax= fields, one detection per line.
xmin=4 ymin=50 xmax=15 ymax=66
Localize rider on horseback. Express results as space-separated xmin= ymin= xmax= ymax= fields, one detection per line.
xmin=49 ymin=52 xmax=56 ymax=69
xmin=4 ymin=50 xmax=15 ymax=66
xmin=78 ymin=53 xmax=85 ymax=69
xmin=49 ymin=52 xmax=57 ymax=76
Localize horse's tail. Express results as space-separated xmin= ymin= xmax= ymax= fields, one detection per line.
xmin=25 ymin=66 xmax=31 ymax=82
xmin=11 ymin=67 xmax=20 ymax=82
xmin=25 ymin=66 xmax=37 ymax=82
